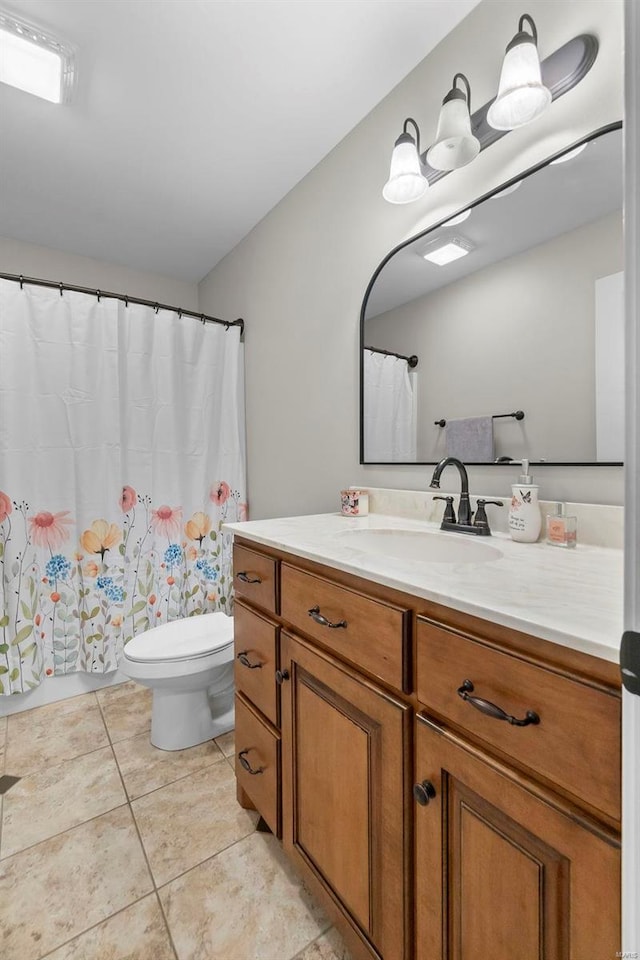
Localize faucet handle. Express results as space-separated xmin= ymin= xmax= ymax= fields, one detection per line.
xmin=473 ymin=499 xmax=504 ymax=529
xmin=433 ymin=495 xmax=456 ymax=524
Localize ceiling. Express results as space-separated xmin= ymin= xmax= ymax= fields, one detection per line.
xmin=0 ymin=0 xmax=479 ymax=283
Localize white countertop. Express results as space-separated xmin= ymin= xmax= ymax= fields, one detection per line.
xmin=224 ymin=512 xmax=623 ymax=664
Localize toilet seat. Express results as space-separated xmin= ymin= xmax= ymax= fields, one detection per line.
xmin=124 ymin=612 xmax=233 ymax=664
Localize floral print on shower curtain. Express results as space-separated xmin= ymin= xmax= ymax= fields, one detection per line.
xmin=0 ymin=281 xmax=246 ymax=695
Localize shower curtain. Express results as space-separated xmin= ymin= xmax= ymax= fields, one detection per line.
xmin=0 ymin=280 xmax=246 ymax=695
xmin=363 ymin=349 xmax=417 ymax=461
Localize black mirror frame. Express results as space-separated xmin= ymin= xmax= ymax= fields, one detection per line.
xmin=359 ymin=120 xmax=624 ymax=468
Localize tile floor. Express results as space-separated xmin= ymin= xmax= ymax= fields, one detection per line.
xmin=0 ymin=682 xmax=351 ymax=960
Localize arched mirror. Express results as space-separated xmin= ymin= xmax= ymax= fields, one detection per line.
xmin=360 ymin=122 xmax=623 ymax=466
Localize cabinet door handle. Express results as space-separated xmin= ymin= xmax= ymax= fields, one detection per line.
xmin=238 ymin=749 xmax=264 ymax=775
xmin=275 ymin=669 xmax=290 ymax=684
xmin=457 ymin=679 xmax=540 ymax=727
xmin=308 ymin=606 xmax=347 ymax=629
xmin=237 ymin=571 xmax=262 ymax=584
xmin=413 ymin=780 xmax=436 ymax=806
xmin=236 ymin=651 xmax=262 ymax=669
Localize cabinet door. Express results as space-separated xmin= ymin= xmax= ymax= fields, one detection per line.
xmin=415 ymin=716 xmax=620 ymax=960
xmin=281 ymin=631 xmax=411 ymax=960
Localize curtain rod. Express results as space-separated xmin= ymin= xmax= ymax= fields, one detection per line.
xmin=365 ymin=345 xmax=418 ymax=368
xmin=0 ymin=272 xmax=244 ymax=337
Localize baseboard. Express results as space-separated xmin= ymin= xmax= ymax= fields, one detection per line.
xmin=0 ymin=670 xmax=128 ymax=717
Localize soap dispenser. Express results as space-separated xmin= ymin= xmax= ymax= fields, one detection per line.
xmin=508 ymin=459 xmax=541 ymax=543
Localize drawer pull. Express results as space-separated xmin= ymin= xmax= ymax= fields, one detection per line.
xmin=237 ymin=571 xmax=262 ymax=584
xmin=275 ymin=669 xmax=290 ymax=684
xmin=238 ymin=749 xmax=264 ymax=775
xmin=236 ymin=651 xmax=262 ymax=669
xmin=413 ymin=780 xmax=436 ymax=806
xmin=308 ymin=606 xmax=347 ymax=629
xmin=457 ymin=679 xmax=540 ymax=727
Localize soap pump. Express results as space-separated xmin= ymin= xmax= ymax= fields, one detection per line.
xmin=508 ymin=459 xmax=541 ymax=543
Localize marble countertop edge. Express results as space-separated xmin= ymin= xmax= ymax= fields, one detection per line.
xmin=224 ymin=513 xmax=623 ymax=665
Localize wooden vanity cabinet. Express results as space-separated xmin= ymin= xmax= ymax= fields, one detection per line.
xmin=231 ymin=537 xmax=621 ymax=960
xmin=414 ymin=716 xmax=620 ymax=960
xmin=280 ymin=630 xmax=412 ymax=960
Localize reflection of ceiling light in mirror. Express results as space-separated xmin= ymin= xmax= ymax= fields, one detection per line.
xmin=421 ymin=237 xmax=474 ymax=266
xmin=444 ymin=209 xmax=471 ymax=226
xmin=492 ymin=180 xmax=523 ymax=199
xmin=0 ymin=11 xmax=75 ymax=103
xmin=550 ymin=143 xmax=588 ymax=165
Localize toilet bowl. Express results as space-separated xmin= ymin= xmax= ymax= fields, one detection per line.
xmin=121 ymin=612 xmax=235 ymax=751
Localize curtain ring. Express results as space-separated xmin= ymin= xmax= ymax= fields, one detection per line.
xmin=200 ymin=314 xmax=205 ymax=325
xmin=96 ymin=290 xmax=101 ymax=302
xmin=224 ymin=322 xmax=230 ymax=331
xmin=59 ymin=282 xmax=64 ymax=297
xmin=124 ymin=295 xmax=129 ymax=307
xmin=19 ymin=275 xmax=24 ymax=289
xmin=154 ymin=303 xmax=159 ymax=314
xmin=178 ymin=309 xmax=182 ymax=319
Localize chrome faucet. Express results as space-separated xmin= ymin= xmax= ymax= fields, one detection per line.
xmin=429 ymin=457 xmax=503 ymax=536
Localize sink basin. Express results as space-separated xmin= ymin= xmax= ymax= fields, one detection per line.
xmin=337 ymin=528 xmax=503 ymax=564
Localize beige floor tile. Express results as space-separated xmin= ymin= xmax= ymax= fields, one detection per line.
xmin=113 ymin=732 xmax=224 ymax=800
xmin=42 ymin=894 xmax=176 ymax=960
xmin=132 ymin=761 xmax=257 ymax=886
xmin=214 ymin=729 xmax=235 ymax=758
xmin=0 ymin=805 xmax=153 ymax=960
xmin=5 ymin=693 xmax=109 ymax=777
xmin=160 ymin=832 xmax=330 ymax=960
xmin=1 ymin=745 xmax=126 ymax=858
xmin=294 ymin=928 xmax=353 ymax=960
xmin=96 ymin=681 xmax=153 ymax=743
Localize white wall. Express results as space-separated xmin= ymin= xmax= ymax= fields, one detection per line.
xmin=199 ymin=0 xmax=625 ymax=517
xmin=0 ymin=235 xmax=199 ymax=309
xmin=365 ymin=212 xmax=623 ymax=462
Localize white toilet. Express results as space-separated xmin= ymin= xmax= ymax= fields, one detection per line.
xmin=121 ymin=612 xmax=235 ymax=751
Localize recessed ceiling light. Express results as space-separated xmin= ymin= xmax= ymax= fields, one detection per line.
xmin=550 ymin=143 xmax=588 ymax=165
xmin=421 ymin=236 xmax=474 ymax=266
xmin=0 ymin=10 xmax=75 ymax=103
xmin=444 ymin=209 xmax=471 ymax=226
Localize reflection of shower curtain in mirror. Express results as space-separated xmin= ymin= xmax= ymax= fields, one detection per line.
xmin=363 ymin=350 xmax=417 ymax=461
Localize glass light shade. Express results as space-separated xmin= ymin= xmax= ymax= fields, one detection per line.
xmin=487 ymin=39 xmax=551 ymax=130
xmin=383 ymin=136 xmax=428 ymax=204
xmin=426 ymin=96 xmax=480 ymax=171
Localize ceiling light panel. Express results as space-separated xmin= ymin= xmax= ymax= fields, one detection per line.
xmin=421 ymin=236 xmax=474 ymax=266
xmin=0 ymin=10 xmax=75 ymax=103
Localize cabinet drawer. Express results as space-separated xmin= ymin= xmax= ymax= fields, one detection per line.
xmin=233 ymin=544 xmax=278 ymax=614
xmin=234 ymin=600 xmax=279 ymax=726
xmin=416 ymin=616 xmax=621 ymax=823
xmin=234 ymin=694 xmax=280 ymax=837
xmin=280 ymin=564 xmax=409 ymax=692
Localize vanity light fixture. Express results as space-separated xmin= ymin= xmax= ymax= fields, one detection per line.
xmin=444 ymin=209 xmax=471 ymax=226
xmin=421 ymin=236 xmax=474 ymax=266
xmin=550 ymin=142 xmax=588 ymax=165
xmin=0 ymin=9 xmax=75 ymax=103
xmin=492 ymin=179 xmax=523 ymax=198
xmin=486 ymin=14 xmax=551 ymax=131
xmin=426 ymin=73 xmax=480 ymax=172
xmin=382 ymin=118 xmax=428 ymax=204
xmin=382 ymin=14 xmax=597 ymax=204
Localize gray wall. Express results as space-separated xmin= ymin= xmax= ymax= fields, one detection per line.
xmin=365 ymin=212 xmax=624 ymax=462
xmin=0 ymin=235 xmax=199 ymax=309
xmin=199 ymin=0 xmax=625 ymax=517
